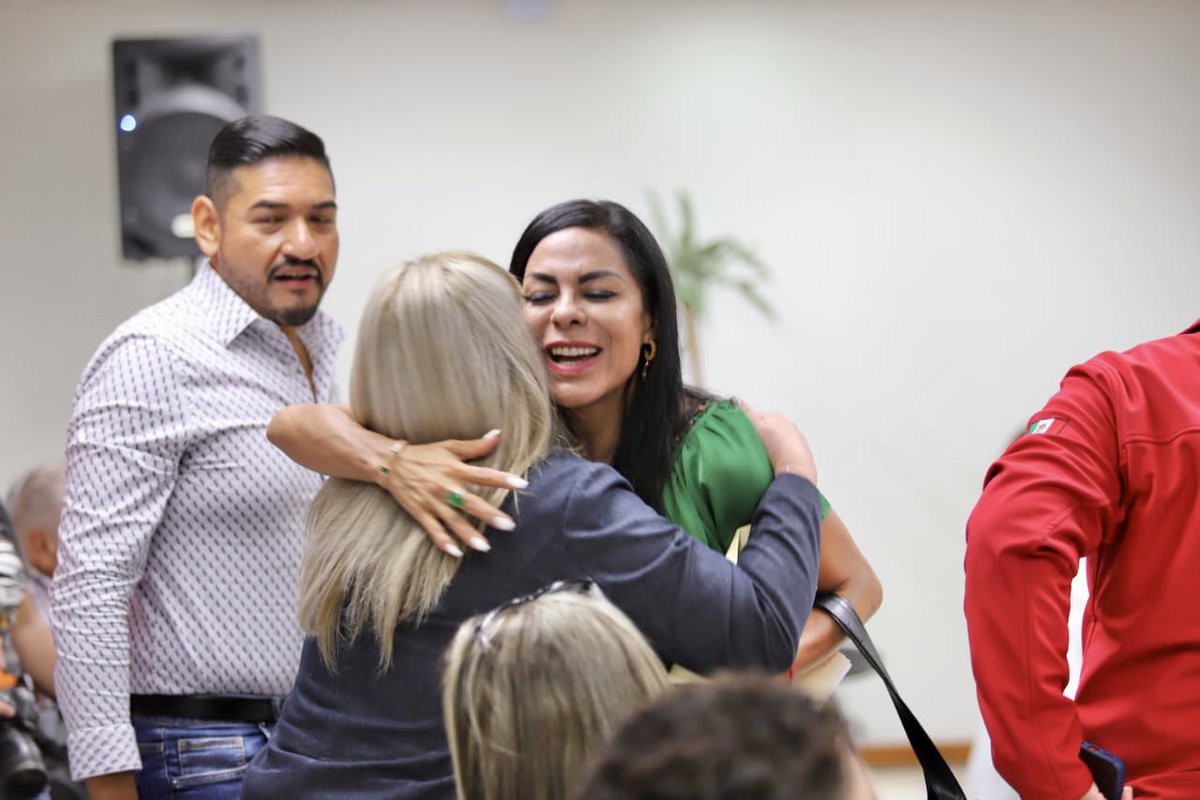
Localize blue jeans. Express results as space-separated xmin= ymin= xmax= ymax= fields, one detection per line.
xmin=132 ymin=717 xmax=272 ymax=800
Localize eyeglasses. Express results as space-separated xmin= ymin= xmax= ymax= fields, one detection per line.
xmin=472 ymin=578 xmax=596 ymax=653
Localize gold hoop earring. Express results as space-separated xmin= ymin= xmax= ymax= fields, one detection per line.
xmin=641 ymin=339 xmax=658 ymax=382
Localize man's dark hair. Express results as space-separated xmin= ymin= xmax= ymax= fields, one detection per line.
xmin=205 ymin=115 xmax=332 ymax=207
xmin=572 ymin=675 xmax=851 ymax=800
xmin=510 ymin=199 xmax=687 ymax=513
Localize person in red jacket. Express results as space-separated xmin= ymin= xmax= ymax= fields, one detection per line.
xmin=965 ymin=320 xmax=1200 ymax=800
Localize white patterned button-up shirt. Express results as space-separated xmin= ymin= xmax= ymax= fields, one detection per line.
xmin=52 ymin=263 xmax=342 ymax=780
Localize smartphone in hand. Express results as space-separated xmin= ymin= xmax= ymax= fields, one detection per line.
xmin=1080 ymin=741 xmax=1125 ymax=800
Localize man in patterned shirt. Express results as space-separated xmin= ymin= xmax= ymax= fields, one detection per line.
xmin=52 ymin=115 xmax=343 ymax=800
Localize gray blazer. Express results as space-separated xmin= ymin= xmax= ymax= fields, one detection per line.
xmin=242 ymin=450 xmax=823 ymax=800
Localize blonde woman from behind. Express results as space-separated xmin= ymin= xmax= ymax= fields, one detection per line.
xmin=443 ymin=583 xmax=669 ymax=800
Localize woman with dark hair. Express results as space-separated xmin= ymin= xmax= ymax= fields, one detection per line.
xmin=270 ymin=199 xmax=880 ymax=674
xmin=507 ymin=200 xmax=687 ymax=513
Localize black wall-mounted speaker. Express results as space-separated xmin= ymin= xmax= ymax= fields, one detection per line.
xmin=112 ymin=36 xmax=261 ymax=261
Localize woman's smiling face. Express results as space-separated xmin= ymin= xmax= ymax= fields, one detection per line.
xmin=521 ymin=226 xmax=653 ymax=419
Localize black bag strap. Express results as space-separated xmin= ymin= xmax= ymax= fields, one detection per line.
xmin=816 ymin=593 xmax=967 ymax=800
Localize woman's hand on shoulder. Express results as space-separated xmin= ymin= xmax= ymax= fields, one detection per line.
xmin=736 ymin=400 xmax=817 ymax=485
xmin=267 ymin=404 xmax=528 ymax=557
xmin=378 ymin=431 xmax=529 ymax=558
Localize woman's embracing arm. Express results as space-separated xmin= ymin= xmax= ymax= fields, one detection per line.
xmin=268 ymin=403 xmax=527 ymax=555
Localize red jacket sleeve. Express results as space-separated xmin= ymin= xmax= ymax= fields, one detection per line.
xmin=964 ymin=362 xmax=1125 ymax=800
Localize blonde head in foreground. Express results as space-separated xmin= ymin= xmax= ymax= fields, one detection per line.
xmin=442 ymin=586 xmax=670 ymax=800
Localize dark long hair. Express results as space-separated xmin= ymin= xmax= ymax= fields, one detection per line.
xmin=510 ymin=199 xmax=688 ymax=511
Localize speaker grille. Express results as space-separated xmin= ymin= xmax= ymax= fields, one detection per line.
xmin=112 ymin=36 xmax=261 ymax=261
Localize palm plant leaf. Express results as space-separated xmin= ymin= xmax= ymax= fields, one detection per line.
xmin=678 ymin=192 xmax=696 ymax=255
xmin=643 ymin=190 xmax=778 ymax=387
xmin=644 ymin=190 xmax=776 ymax=323
xmin=673 ymin=277 xmax=705 ymax=316
xmin=706 ymin=275 xmax=777 ymax=320
xmin=710 ymin=238 xmax=771 ymax=278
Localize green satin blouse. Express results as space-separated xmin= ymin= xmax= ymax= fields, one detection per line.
xmin=661 ymin=400 xmax=831 ymax=553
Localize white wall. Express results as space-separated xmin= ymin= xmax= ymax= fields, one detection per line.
xmin=4 ymin=0 xmax=1200 ymax=746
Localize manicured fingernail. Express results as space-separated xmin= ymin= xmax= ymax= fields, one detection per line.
xmin=507 ymin=476 xmax=529 ymax=489
xmin=484 ymin=428 xmax=501 ymax=439
xmin=443 ymin=542 xmax=464 ymax=558
xmin=492 ymin=516 xmax=515 ymax=531
xmin=468 ymin=536 xmax=491 ymax=552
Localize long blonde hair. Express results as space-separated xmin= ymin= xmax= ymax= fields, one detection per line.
xmin=298 ymin=252 xmax=556 ymax=669
xmin=442 ymin=589 xmax=670 ymax=800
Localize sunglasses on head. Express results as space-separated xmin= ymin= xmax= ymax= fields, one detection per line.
xmin=472 ymin=578 xmax=596 ymax=653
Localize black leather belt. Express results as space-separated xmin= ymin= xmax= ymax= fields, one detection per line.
xmin=130 ymin=694 xmax=283 ymax=724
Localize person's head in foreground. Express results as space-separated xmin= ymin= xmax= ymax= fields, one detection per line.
xmin=572 ymin=674 xmax=876 ymax=800
xmin=443 ymin=581 xmax=670 ymax=800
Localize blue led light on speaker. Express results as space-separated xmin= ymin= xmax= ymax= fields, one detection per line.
xmin=119 ymin=114 xmax=138 ymax=132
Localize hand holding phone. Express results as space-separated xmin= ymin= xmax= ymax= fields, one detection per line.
xmin=1078 ymin=785 xmax=1132 ymax=800
xmin=1079 ymin=741 xmax=1127 ymax=800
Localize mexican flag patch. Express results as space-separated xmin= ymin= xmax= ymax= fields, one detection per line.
xmin=1027 ymin=417 xmax=1067 ymax=435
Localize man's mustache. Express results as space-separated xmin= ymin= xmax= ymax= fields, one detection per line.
xmin=268 ymin=257 xmax=324 ymax=285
